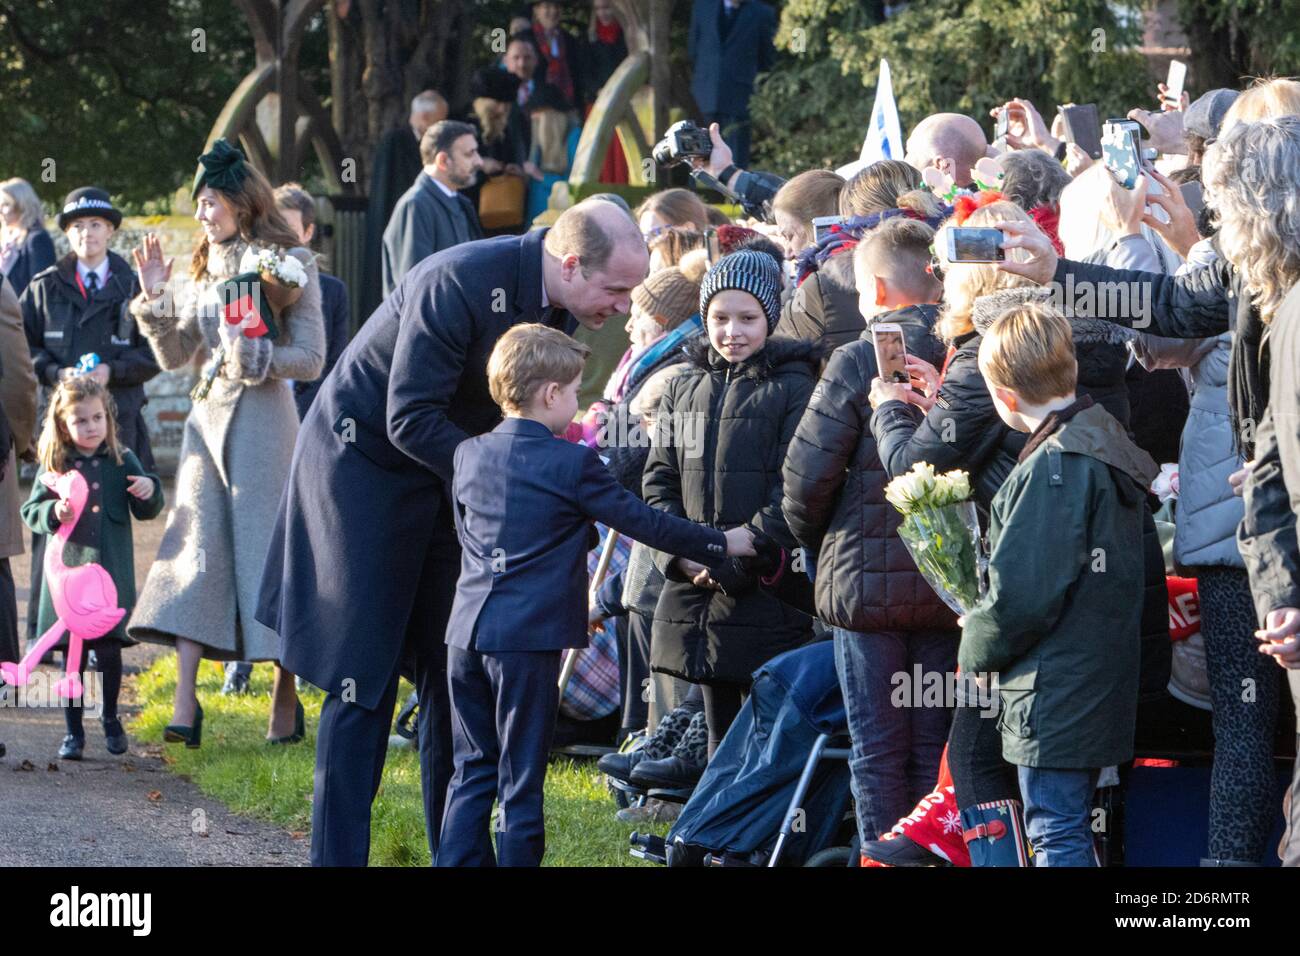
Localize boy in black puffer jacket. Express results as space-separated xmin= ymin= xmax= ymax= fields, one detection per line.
xmin=644 ymin=251 xmax=819 ymax=758
xmin=782 ymin=219 xmax=960 ymax=847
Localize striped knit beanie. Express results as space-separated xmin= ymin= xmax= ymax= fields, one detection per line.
xmin=699 ymin=250 xmax=782 ymax=331
xmin=631 ymin=266 xmax=701 ymax=331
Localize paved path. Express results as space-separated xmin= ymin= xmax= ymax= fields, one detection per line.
xmin=0 ymin=480 xmax=308 ymax=866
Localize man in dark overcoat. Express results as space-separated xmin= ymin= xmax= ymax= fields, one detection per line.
xmin=256 ymin=200 xmax=648 ymax=866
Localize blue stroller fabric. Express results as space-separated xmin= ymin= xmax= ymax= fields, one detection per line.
xmin=666 ymin=641 xmax=852 ymax=866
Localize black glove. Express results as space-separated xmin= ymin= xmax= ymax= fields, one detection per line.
xmin=742 ymin=530 xmax=784 ymax=580
xmin=705 ymin=557 xmax=757 ymax=597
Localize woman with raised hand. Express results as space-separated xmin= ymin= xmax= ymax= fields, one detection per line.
xmin=127 ymin=139 xmax=324 ymax=747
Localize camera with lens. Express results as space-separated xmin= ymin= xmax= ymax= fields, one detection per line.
xmin=652 ymin=120 xmax=714 ymax=167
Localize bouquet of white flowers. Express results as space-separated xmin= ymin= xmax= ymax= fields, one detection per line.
xmin=252 ymin=248 xmax=308 ymax=314
xmin=885 ymin=462 xmax=986 ymax=614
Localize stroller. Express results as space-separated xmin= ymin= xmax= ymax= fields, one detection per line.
xmin=630 ymin=640 xmax=857 ymax=867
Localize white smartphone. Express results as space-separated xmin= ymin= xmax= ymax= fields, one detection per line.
xmin=1165 ymin=59 xmax=1187 ymax=108
xmin=872 ymin=322 xmax=909 ymax=385
xmin=812 ymin=215 xmax=844 ymax=243
xmin=944 ymin=227 xmax=1005 ymax=263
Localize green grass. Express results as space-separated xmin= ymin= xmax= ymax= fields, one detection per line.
xmin=128 ymin=655 xmax=670 ymax=866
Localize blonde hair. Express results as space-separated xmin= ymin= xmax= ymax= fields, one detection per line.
xmin=1203 ymin=115 xmax=1300 ymax=323
xmin=1222 ymin=77 xmax=1300 ymax=131
xmin=978 ymin=302 xmax=1078 ymax=405
xmin=473 ymin=97 xmax=509 ymax=143
xmin=0 ymin=178 xmax=45 ymax=234
xmin=488 ymin=323 xmax=591 ymax=413
xmin=635 ymin=188 xmax=709 ymax=231
xmin=532 ymin=109 xmax=573 ymax=173
xmin=839 ymin=160 xmax=939 ymax=219
xmin=935 ymin=202 xmax=1035 ymax=342
xmin=647 ymin=226 xmax=705 ymax=267
xmin=37 ymin=377 xmax=122 ymax=475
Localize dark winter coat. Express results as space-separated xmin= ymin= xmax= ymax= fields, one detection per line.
xmin=579 ymin=31 xmax=628 ymax=110
xmin=2 ymin=227 xmax=56 ymax=298
xmin=20 ymin=251 xmax=160 ymax=433
xmin=775 ymin=254 xmax=865 ymax=353
xmin=381 ymin=173 xmax=484 ymax=295
xmin=687 ymin=0 xmax=777 ymax=118
xmin=644 ymin=335 xmax=818 ymax=684
xmin=1239 ymin=281 xmax=1300 ymax=623
xmin=782 ymin=306 xmax=957 ymax=633
xmin=21 ymin=445 xmax=165 ymax=648
xmin=258 ymin=229 xmax=573 ymax=711
xmin=870 ymin=289 xmax=1133 ymax=513
xmin=362 ymin=125 xmax=423 ymax=317
xmin=293 ymin=272 xmax=351 ymax=420
xmin=959 ymin=402 xmax=1158 ymax=768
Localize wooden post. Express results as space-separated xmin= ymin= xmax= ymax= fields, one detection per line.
xmin=648 ymin=0 xmax=672 ymax=157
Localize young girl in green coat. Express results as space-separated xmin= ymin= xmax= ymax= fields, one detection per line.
xmin=21 ymin=376 xmax=164 ymax=760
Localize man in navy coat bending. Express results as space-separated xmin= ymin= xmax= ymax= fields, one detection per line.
xmin=256 ymin=200 xmax=649 ymax=866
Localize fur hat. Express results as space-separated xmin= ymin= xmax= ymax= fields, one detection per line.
xmin=699 ymin=250 xmax=782 ymax=331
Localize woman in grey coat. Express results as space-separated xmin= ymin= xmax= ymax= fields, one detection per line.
xmin=128 ymin=141 xmax=325 ymax=743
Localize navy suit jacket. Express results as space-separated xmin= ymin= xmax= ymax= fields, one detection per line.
xmin=258 ymin=228 xmax=572 ymax=710
xmin=3 ymin=228 xmax=56 ymax=299
xmin=688 ymin=0 xmax=776 ymax=117
xmin=293 ymin=272 xmax=351 ymax=419
xmin=447 ymin=417 xmax=727 ymax=652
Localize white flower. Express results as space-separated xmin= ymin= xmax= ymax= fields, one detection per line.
xmin=250 ymin=248 xmax=309 ymax=288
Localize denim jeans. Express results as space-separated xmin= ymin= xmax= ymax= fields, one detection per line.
xmin=832 ymin=627 xmax=958 ymax=843
xmin=1018 ymin=766 xmax=1101 ymax=867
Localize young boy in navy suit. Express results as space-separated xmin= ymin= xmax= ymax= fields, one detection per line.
xmin=437 ymin=323 xmax=755 ymax=866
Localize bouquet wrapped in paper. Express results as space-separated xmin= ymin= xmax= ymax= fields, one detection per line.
xmin=885 ymin=463 xmax=986 ymax=615
xmin=252 ymin=248 xmax=308 ymax=315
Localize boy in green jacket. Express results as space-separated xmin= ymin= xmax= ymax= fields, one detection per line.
xmin=958 ymin=302 xmax=1157 ymax=866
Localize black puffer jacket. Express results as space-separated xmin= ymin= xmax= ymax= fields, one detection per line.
xmin=644 ymin=335 xmax=819 ymax=684
xmin=782 ymin=305 xmax=958 ymax=633
xmin=871 ymin=288 xmax=1134 ymax=512
xmin=776 ymin=254 xmax=865 ymax=353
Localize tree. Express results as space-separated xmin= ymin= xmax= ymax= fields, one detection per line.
xmin=1174 ymin=1 xmax=1300 ymax=92
xmin=0 ymin=0 xmax=257 ymax=208
xmin=751 ymin=0 xmax=1153 ymax=176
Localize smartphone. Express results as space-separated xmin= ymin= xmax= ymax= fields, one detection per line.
xmin=1102 ymin=119 xmax=1144 ymax=189
xmin=1058 ymin=103 xmax=1103 ymax=160
xmin=945 ymin=227 xmax=1005 ymax=263
xmin=1165 ymin=59 xmax=1187 ymax=109
xmin=872 ymin=323 xmax=909 ymax=385
xmin=995 ymin=109 xmax=1010 ymax=142
xmin=812 ymin=215 xmax=844 ymax=243
xmin=705 ymin=228 xmax=721 ymax=265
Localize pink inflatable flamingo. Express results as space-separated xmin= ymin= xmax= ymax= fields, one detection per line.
xmin=0 ymin=469 xmax=126 ymax=699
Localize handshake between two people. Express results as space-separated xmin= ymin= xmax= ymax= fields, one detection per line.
xmin=677 ymin=526 xmax=785 ymax=596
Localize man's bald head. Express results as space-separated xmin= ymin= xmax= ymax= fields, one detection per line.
xmin=545 ymin=199 xmax=648 ymax=329
xmin=545 ymin=198 xmax=644 ymax=276
xmin=905 ymin=113 xmax=988 ymax=187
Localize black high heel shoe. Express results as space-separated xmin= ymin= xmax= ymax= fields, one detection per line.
xmin=163 ymin=701 xmax=203 ymax=749
xmin=268 ymin=699 xmax=305 ymax=745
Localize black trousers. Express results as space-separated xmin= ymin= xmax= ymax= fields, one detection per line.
xmin=947 ymin=700 xmax=1020 ymax=812
xmin=0 ymin=557 xmax=18 ymax=664
xmin=701 ymin=681 xmax=746 ymax=760
xmin=619 ymin=611 xmax=650 ymax=736
xmin=309 ymin=527 xmax=458 ymax=867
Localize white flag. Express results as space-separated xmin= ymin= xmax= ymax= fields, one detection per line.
xmin=836 ymin=59 xmax=904 ymax=179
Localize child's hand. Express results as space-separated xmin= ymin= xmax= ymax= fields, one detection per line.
xmin=54 ymin=500 xmax=74 ymax=524
xmin=723 ymin=526 xmax=755 ymax=557
xmin=126 ymin=475 xmax=156 ymax=500
xmin=677 ymin=558 xmax=708 ymax=578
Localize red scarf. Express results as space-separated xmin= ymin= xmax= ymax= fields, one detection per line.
xmin=533 ymin=23 xmax=574 ymax=104
xmin=595 ymin=20 xmax=622 ymax=44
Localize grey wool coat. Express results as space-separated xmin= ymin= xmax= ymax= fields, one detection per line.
xmin=126 ymin=237 xmax=324 ymax=661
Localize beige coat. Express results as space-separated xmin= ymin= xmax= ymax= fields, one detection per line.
xmin=0 ymin=277 xmax=38 ymax=559
xmin=126 ymin=237 xmax=324 ymax=661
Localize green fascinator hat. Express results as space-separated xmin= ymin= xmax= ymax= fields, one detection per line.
xmin=192 ymin=138 xmax=250 ymax=200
